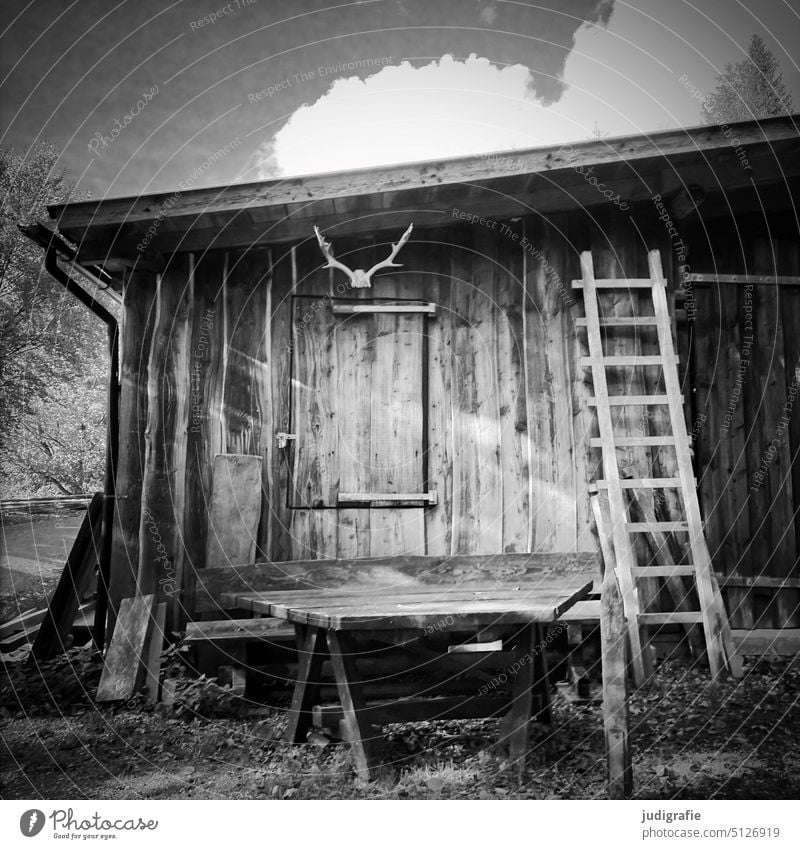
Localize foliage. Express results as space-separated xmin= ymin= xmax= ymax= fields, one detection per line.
xmin=167 ymin=673 xmax=244 ymax=720
xmin=0 ymin=143 xmax=107 ymax=496
xmin=0 ymin=644 xmax=104 ymax=715
xmin=702 ymin=34 xmax=794 ymax=123
xmin=2 ymin=658 xmax=799 ymax=799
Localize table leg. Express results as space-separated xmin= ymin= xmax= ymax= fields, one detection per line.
xmin=285 ymin=625 xmax=325 ymax=745
xmin=533 ymin=623 xmax=552 ymax=724
xmin=507 ymin=624 xmax=536 ymax=773
xmin=326 ymin=630 xmax=380 ymax=781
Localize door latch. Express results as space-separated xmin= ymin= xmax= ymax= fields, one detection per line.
xmin=275 ymin=432 xmax=297 ymax=449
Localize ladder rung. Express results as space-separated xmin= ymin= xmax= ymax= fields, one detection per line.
xmin=595 ymin=477 xmax=683 ymax=489
xmin=575 ymin=317 xmax=658 ymax=327
xmin=590 ymin=436 xmax=676 ymax=447
xmin=631 ymin=565 xmax=697 ymax=578
xmin=580 ymin=355 xmax=679 ymax=368
xmin=587 ymin=395 xmax=676 ymax=406
xmin=639 ymin=612 xmax=703 ymax=625
xmin=626 ymin=521 xmax=690 ymax=532
xmin=572 ymin=278 xmax=654 ymax=290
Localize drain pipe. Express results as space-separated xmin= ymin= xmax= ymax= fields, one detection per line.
xmin=20 ymin=224 xmax=120 ymax=651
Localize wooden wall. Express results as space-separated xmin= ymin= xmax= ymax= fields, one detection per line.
xmin=111 ymin=203 xmax=800 ymax=629
xmin=685 ymin=216 xmax=800 ymax=628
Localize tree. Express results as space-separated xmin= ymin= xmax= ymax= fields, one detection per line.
xmin=0 ymin=143 xmax=108 ymax=496
xmin=702 ymin=34 xmax=794 ymax=124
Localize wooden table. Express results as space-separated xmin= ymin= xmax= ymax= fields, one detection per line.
xmin=224 ymin=577 xmax=592 ymax=779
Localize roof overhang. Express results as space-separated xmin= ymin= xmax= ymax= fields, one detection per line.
xmin=48 ymin=114 xmax=800 ymax=273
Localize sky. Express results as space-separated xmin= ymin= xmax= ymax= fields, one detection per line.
xmin=1 ymin=0 xmax=798 ymax=200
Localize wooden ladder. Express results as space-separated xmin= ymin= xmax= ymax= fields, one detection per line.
xmin=574 ymin=249 xmax=741 ymax=686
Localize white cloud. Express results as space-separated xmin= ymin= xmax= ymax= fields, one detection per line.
xmin=244 ymin=54 xmax=592 ymax=180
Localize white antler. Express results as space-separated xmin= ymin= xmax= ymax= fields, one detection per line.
xmin=366 ymin=223 xmax=414 ymax=280
xmin=314 ymin=225 xmax=357 ymax=286
xmin=313 ymin=223 xmax=413 ymax=289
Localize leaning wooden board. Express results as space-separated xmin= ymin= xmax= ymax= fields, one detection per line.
xmin=205 ymin=453 xmax=262 ymax=569
xmin=96 ymin=594 xmax=155 ymax=702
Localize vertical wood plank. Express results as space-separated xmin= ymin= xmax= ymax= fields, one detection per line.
xmin=425 ymin=228 xmax=454 ymax=556
xmin=266 ymin=245 xmax=295 ymax=561
xmin=524 ymin=217 xmax=581 ymax=552
xmin=138 ymin=257 xmax=192 ymax=624
xmin=336 ymin=307 xmax=373 ymax=557
xmin=224 ymin=248 xmax=272 ymax=560
xmin=205 ymin=454 xmax=263 ymax=567
xmin=288 ymin=246 xmax=341 ymax=562
xmin=291 ymin=298 xmax=338 ymax=507
xmin=223 ymin=249 xmax=267 ymax=456
xmin=693 ymin=281 xmax=746 ymax=627
xmin=369 ymin=312 xmax=424 ymax=493
xmin=566 ymin=215 xmax=599 ymax=553
xmin=495 ymin=222 xmax=529 ymax=553
xmin=109 ymin=271 xmax=157 ymax=635
xmin=742 ymin=276 xmax=771 ymax=627
xmin=336 ymin=509 xmax=370 ymax=558
xmin=778 ymin=238 xmax=800 ymax=626
xmin=450 ymin=226 xmax=502 ymax=554
xmin=182 ymin=252 xmax=225 ymax=611
xmin=144 ymin=601 xmax=167 ymax=705
xmin=368 ymin=267 xmax=425 ymax=555
xmin=753 ymin=238 xmax=797 ymax=626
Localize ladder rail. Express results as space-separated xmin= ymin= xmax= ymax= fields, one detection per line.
xmin=580 ymin=252 xmax=649 ymax=684
xmin=647 ymin=250 xmax=738 ymax=678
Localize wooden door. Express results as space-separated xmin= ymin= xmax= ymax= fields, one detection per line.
xmin=290 ymin=298 xmax=431 ymax=553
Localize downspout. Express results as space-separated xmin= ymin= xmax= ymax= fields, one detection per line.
xmin=19 ymin=224 xmax=120 ymax=652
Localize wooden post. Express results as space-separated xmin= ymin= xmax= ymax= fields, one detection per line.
xmin=594 ymin=493 xmax=633 ymax=799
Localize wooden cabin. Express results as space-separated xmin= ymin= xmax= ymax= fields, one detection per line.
xmin=40 ymin=115 xmax=800 ymax=641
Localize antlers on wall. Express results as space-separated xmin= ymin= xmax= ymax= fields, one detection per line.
xmin=313 ymin=223 xmax=413 ymax=288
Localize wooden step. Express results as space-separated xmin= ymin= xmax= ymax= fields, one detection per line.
xmin=575 ymin=317 xmax=658 ymax=327
xmin=590 ymin=436 xmax=676 ymax=447
xmin=595 ymin=477 xmax=684 ymax=489
xmin=572 ymin=279 xmax=654 ymax=289
xmin=631 ymin=565 xmax=697 ymax=578
xmin=580 ymin=355 xmax=679 ymax=368
xmin=626 ymin=521 xmax=690 ymax=532
xmin=587 ymin=395 xmax=676 ymax=406
xmin=638 ymin=612 xmax=703 ymax=625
